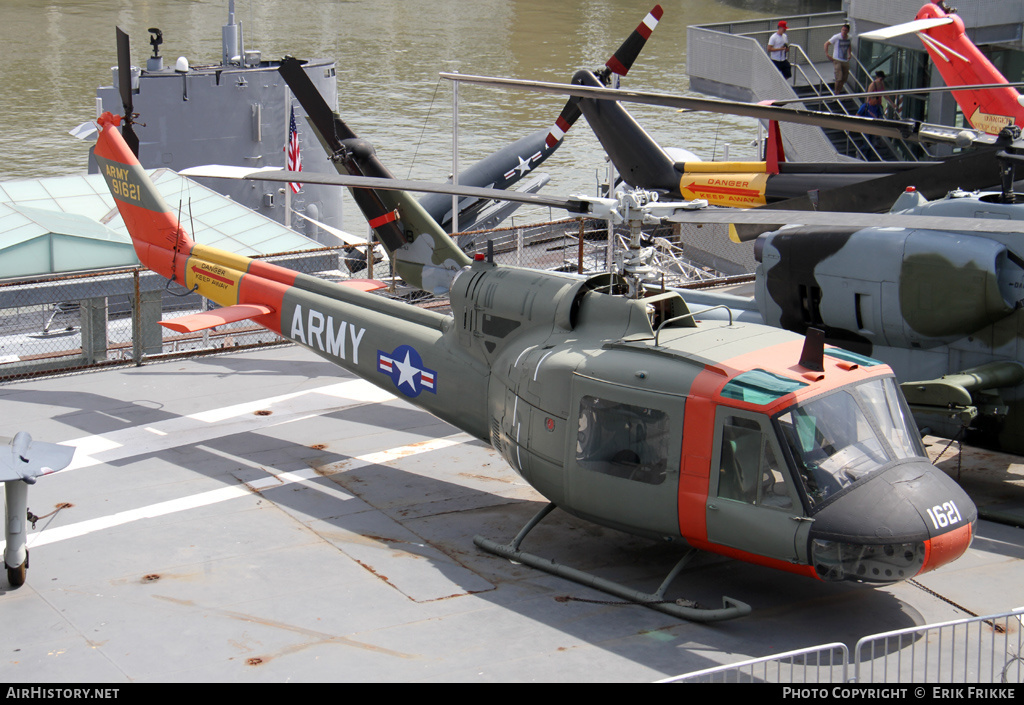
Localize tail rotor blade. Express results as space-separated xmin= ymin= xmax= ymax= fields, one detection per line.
xmin=605 ymin=4 xmax=663 ymax=77
xmin=545 ymin=99 xmax=581 ymax=148
xmin=547 ymin=4 xmax=663 ymax=148
xmin=116 ymin=27 xmax=139 ymax=156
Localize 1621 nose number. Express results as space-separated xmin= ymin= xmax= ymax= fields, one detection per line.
xmin=926 ymin=501 xmax=963 ymax=530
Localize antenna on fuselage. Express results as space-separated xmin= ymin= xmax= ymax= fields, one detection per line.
xmin=799 ymin=328 xmax=825 ymax=372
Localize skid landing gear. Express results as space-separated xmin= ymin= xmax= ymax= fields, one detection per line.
xmin=474 ymin=503 xmax=751 ymax=622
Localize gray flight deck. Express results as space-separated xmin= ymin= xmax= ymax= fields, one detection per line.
xmin=2 ymin=345 xmax=1023 ymax=683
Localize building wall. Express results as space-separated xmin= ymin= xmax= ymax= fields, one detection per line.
xmin=850 ymin=0 xmax=1023 ymax=43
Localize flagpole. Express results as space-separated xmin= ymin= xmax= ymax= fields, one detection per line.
xmin=284 ymin=93 xmax=292 ymax=229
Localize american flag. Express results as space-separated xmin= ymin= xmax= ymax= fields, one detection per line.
xmin=286 ymin=107 xmax=302 ymax=193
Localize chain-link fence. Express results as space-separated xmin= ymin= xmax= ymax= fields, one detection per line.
xmin=0 ymin=219 xmax=751 ymax=383
xmin=0 ymin=248 xmax=336 ymax=383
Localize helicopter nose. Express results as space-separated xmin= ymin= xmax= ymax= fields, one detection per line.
xmin=909 ymin=460 xmax=977 ymax=575
xmin=809 ymin=459 xmax=976 ymax=583
xmin=920 ymin=515 xmax=973 ymax=574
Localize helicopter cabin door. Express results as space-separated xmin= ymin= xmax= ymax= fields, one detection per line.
xmin=566 ymin=376 xmax=683 ymax=539
xmin=705 ymin=407 xmax=810 ymax=564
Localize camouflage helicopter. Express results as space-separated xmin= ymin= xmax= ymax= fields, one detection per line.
xmin=698 ymin=3 xmax=1024 ymax=456
xmin=742 ymin=145 xmax=1024 ymax=456
xmin=92 ymin=65 xmax=985 ymax=621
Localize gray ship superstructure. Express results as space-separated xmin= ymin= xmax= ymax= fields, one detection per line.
xmin=88 ymin=2 xmax=346 ymax=246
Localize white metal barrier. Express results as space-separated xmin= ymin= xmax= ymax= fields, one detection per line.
xmin=663 ymin=608 xmax=1024 ymax=683
xmin=854 ymin=608 xmax=1024 ymax=683
xmin=660 ymin=643 xmax=849 ymax=684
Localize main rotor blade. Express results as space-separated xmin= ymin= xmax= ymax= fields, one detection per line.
xmin=729 ymin=147 xmax=1003 ymax=241
xmin=178 ymin=166 xmax=595 ymax=214
xmin=766 ymin=82 xmax=1024 ymax=107
xmin=441 ymin=73 xmax=992 ymax=146
xmin=115 ymin=27 xmax=139 ymax=157
xmin=178 ymin=164 xmax=1024 ymax=235
xmin=859 ymin=17 xmax=953 ymax=41
xmin=667 ymin=205 xmax=1024 ymax=236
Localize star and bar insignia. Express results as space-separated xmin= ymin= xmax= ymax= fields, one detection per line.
xmin=377 ymin=345 xmax=437 ymax=398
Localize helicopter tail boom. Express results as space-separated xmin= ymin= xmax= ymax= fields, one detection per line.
xmin=93 ymin=110 xmax=494 ymax=441
xmin=93 ymin=112 xmax=194 ymax=282
xmin=93 ymin=112 xmax=389 ymax=335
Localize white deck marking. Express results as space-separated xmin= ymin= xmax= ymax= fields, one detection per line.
xmin=7 ymin=435 xmax=469 ymax=551
xmin=2 ymin=379 xmax=468 ymax=551
xmin=61 ymin=379 xmax=394 ymax=471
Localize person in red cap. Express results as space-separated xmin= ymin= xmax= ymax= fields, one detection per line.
xmin=767 ymin=20 xmax=791 ymax=81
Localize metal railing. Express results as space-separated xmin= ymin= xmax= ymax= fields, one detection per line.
xmin=0 ymin=250 xmax=342 ymax=383
xmin=688 ymin=14 xmax=928 ymax=164
xmin=663 ymin=608 xmax=1024 ymax=683
xmin=660 ymin=643 xmax=850 ymax=683
xmin=855 ymin=609 xmax=1024 ymax=683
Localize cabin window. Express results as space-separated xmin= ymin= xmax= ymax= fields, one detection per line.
xmin=717 ymin=415 xmax=793 ymax=510
xmin=575 ymin=396 xmax=669 ymax=485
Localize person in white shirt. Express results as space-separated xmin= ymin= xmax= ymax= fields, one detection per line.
xmin=767 ymin=21 xmax=791 ymax=81
xmin=824 ymin=22 xmax=852 ymax=94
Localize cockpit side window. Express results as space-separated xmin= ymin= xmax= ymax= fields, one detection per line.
xmin=717 ymin=415 xmax=793 ymax=510
xmin=576 ymin=396 xmax=669 ymax=485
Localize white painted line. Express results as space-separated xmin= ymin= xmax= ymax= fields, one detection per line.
xmin=5 ymin=434 xmax=470 ymax=552
xmin=19 ymin=485 xmax=252 ymax=549
xmin=61 ymin=378 xmax=395 ymax=471
xmin=513 ymin=345 xmax=536 ymax=369
xmin=533 ymin=350 xmax=555 ymax=381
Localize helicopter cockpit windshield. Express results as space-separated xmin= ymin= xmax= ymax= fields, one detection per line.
xmin=777 ymin=377 xmax=924 ymax=509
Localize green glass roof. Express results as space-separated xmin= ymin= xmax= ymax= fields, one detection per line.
xmin=0 ymin=170 xmax=319 ymax=278
xmin=824 ymin=348 xmax=883 ymax=367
